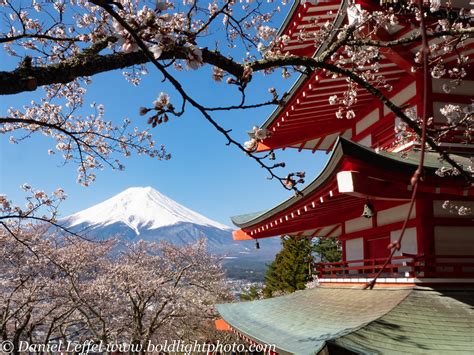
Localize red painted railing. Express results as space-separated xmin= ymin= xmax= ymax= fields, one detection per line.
xmin=315 ymin=255 xmax=474 ymax=279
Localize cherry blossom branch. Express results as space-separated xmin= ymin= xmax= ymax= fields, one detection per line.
xmin=0 ymin=221 xmax=41 ymax=260
xmin=428 ymin=112 xmax=473 ymax=135
xmin=2 ymin=1 xmax=471 ymax=185
xmin=0 ymin=215 xmax=99 ymax=243
xmin=1 ymin=26 xmax=471 ymax=95
xmin=194 ymin=3 xmax=230 ymax=38
xmin=96 ymin=2 xmax=305 ymax=194
xmin=203 ymin=97 xmax=281 ymax=112
xmin=0 ymin=46 xmax=240 ymax=95
xmin=1 ymin=98 xmax=170 ymax=186
xmin=0 ymin=188 xmax=104 ymax=245
xmin=0 ymin=33 xmax=80 ymax=44
xmin=319 ymin=23 xmax=357 ymax=62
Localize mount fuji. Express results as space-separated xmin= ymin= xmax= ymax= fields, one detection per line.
xmin=60 ymin=186 xmax=280 ymax=259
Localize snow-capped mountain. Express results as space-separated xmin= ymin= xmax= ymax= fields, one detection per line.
xmin=64 ymin=186 xmax=231 ymax=235
xmin=61 ymin=186 xmax=280 ymax=259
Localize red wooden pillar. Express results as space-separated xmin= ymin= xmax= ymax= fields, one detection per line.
xmin=415 ymin=199 xmax=435 ymax=256
xmin=414 ymin=199 xmax=433 ymax=277
xmin=342 ymin=239 xmax=347 ymax=262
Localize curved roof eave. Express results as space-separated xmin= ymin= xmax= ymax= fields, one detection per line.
xmin=275 ymin=0 xmax=304 ymax=38
xmin=261 ymin=0 xmax=348 ymax=131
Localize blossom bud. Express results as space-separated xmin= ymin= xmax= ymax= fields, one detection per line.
xmin=139 ymin=107 xmax=150 ymax=116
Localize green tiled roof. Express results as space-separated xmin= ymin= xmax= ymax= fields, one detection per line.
xmin=332 ymin=289 xmax=474 ymax=354
xmin=230 ymin=138 xmax=470 ymax=228
xmin=216 ymin=287 xmax=412 ymax=354
xmin=230 ymin=211 xmax=267 ymax=226
xmin=347 ymin=140 xmax=471 ymax=171
xmin=217 ymin=287 xmax=474 ymax=354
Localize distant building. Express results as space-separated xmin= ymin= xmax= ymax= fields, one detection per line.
xmin=216 ymin=0 xmax=474 ymax=353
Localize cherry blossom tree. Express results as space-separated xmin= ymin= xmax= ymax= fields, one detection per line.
xmin=58 ymin=238 xmax=231 ymax=347
xmin=0 ymin=226 xmax=232 ymax=352
xmin=106 ymin=240 xmax=231 ymax=348
xmin=0 ymin=226 xmax=74 ymax=353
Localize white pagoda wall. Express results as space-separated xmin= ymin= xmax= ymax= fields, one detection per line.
xmin=432 ymin=78 xmax=473 ymax=96
xmin=357 ymin=135 xmax=372 ymax=147
xmin=345 ymin=238 xmax=364 ymax=273
xmin=356 ymin=109 xmax=379 ymax=136
xmin=378 ymin=203 xmax=416 ymax=226
xmin=383 ymin=82 xmax=416 ymax=116
xmin=345 ymin=216 xmax=372 ymax=233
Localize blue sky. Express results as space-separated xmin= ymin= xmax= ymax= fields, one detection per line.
xmin=0 ymin=4 xmax=329 ymax=227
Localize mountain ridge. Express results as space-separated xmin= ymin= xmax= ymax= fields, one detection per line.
xmin=60 ymin=186 xmax=280 ymax=260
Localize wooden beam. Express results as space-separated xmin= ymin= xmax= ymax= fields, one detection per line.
xmin=376 ymin=27 xmax=417 ymax=76
xmin=232 ymin=229 xmax=254 ymax=241
xmin=323 ymin=224 xmax=341 ymax=238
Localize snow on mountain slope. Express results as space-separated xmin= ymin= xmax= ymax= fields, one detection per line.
xmin=64 ymin=186 xmax=232 ymax=235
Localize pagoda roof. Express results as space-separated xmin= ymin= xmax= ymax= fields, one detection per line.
xmin=257 ymin=0 xmax=474 ymax=152
xmin=257 ymin=0 xmax=414 ymax=153
xmin=231 ymin=137 xmax=474 ymax=240
xmin=216 ymin=287 xmax=474 ymax=354
xmin=258 ymin=0 xmax=359 ymax=153
xmin=232 ymin=138 xmax=471 ymax=228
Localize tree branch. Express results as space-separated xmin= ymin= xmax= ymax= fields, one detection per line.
xmin=0 ymin=46 xmax=243 ymax=95
xmin=2 ymin=27 xmax=471 ymax=96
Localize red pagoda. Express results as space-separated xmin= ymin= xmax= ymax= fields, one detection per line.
xmin=216 ymin=0 xmax=474 ymax=353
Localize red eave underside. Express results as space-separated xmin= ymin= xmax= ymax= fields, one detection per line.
xmin=258 ymin=67 xmax=413 ymax=152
